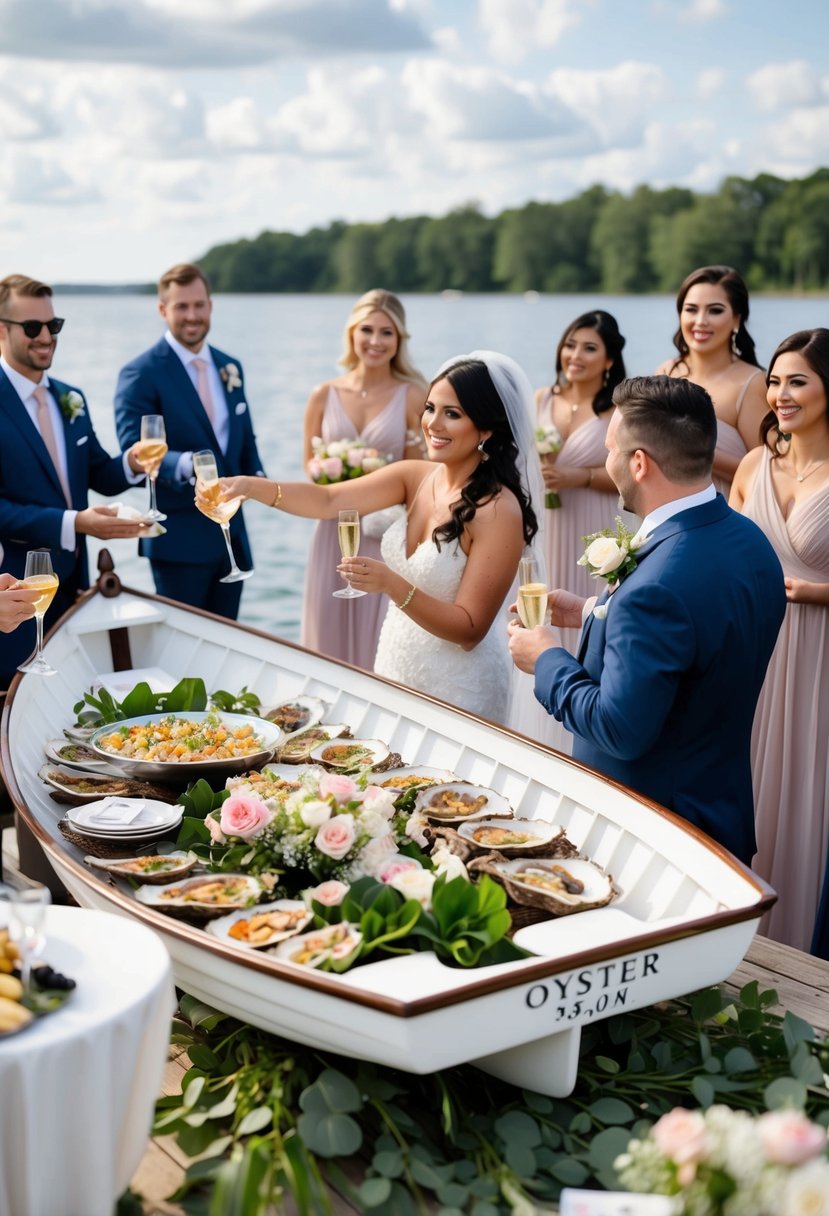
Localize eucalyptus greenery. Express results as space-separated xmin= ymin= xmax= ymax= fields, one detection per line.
xmin=151 ymin=982 xmax=829 ymax=1216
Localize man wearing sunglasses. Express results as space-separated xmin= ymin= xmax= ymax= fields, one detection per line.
xmin=0 ymin=273 xmax=149 ymax=689
xmin=114 ymin=262 xmax=265 ymax=619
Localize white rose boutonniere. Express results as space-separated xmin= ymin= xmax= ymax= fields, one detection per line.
xmin=59 ymin=390 xmax=86 ymax=423
xmin=578 ymin=516 xmax=648 ymax=588
xmin=220 ymin=362 xmax=242 ymax=392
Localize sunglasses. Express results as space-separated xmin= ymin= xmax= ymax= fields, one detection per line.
xmin=0 ymin=317 xmax=65 ymax=339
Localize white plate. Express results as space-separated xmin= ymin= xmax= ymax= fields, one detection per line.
xmin=62 ymin=816 xmax=178 ymax=844
xmin=206 ymin=901 xmax=312 ymax=949
xmin=67 ymin=799 xmax=182 ymax=835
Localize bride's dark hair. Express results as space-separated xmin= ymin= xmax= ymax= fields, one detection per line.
xmin=429 ymin=359 xmax=538 ymax=550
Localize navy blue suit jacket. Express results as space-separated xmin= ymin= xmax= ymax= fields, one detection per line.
xmin=534 ymin=495 xmax=786 ymax=863
xmin=0 ymin=369 xmax=130 ymax=685
xmin=114 ymin=338 xmax=265 ymax=568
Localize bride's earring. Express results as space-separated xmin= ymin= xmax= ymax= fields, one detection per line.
xmin=477 ymin=439 xmax=490 ymax=462
xmin=731 ymin=328 xmax=741 ymax=357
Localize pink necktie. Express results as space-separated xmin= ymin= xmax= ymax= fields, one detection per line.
xmin=192 ymin=357 xmax=215 ymax=424
xmin=34 ymin=385 xmax=72 ymax=506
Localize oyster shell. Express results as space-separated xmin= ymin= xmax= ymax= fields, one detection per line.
xmin=39 ymin=763 xmax=133 ymax=802
xmin=309 ymin=738 xmax=389 ymax=771
xmin=471 ymin=856 xmax=617 ymax=917
xmin=414 ymin=781 xmax=512 ymax=825
xmin=44 ymin=738 xmax=120 ymax=773
xmin=457 ymin=818 xmax=578 ymax=857
xmin=84 ymin=850 xmax=198 ymax=883
xmin=263 ymin=695 xmax=327 ymax=735
xmin=206 ymin=900 xmax=312 ymax=949
xmin=272 ymin=922 xmax=362 ymax=971
xmin=372 ymin=766 xmax=459 ymax=793
xmin=277 ymin=723 xmax=350 ymax=764
xmin=135 ymin=873 xmax=262 ymax=918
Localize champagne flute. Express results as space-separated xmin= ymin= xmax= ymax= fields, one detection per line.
xmin=517 ymin=549 xmax=549 ymax=629
xmin=7 ymin=885 xmax=50 ymax=995
xmin=193 ymin=449 xmax=253 ymax=583
xmin=137 ymin=415 xmax=168 ymax=522
xmin=334 ymin=509 xmax=366 ymax=599
xmin=17 ymin=549 xmax=59 ymax=676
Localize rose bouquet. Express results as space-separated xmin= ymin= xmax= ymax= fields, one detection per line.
xmin=615 ymin=1105 xmax=829 ymax=1216
xmin=535 ymin=423 xmax=563 ymax=508
xmin=203 ymin=766 xmax=409 ymax=887
xmin=308 ymin=437 xmax=391 ymax=484
xmin=578 ymin=516 xmax=648 ymax=588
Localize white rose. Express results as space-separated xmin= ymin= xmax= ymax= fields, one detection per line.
xmin=431 ymin=843 xmax=468 ymax=882
xmin=359 ymin=808 xmax=393 ymax=839
xmin=361 ymin=456 xmax=385 ymax=473
xmin=404 ymin=810 xmax=429 ymax=847
xmin=327 ymin=440 xmax=349 ymax=458
xmin=585 ymin=536 xmax=627 ymax=576
xmin=592 ymin=603 xmax=608 ymax=620
xmin=300 ymin=799 xmax=332 ymax=828
xmin=360 ymin=786 xmax=396 ymax=816
xmin=388 ymin=867 xmax=436 ymax=908
xmin=630 ymin=528 xmax=652 ymax=551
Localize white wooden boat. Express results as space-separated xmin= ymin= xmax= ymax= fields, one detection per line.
xmin=1 ymin=569 xmax=774 ymax=1096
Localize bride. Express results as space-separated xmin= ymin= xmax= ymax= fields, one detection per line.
xmin=212 ymin=352 xmax=543 ymax=723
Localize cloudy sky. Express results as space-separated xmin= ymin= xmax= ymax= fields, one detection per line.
xmin=2 ymin=0 xmax=828 ymax=283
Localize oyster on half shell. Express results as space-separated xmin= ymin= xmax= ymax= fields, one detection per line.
xmin=277 ymin=723 xmax=350 ymax=764
xmin=474 ymin=856 xmax=617 ymax=917
xmin=309 ymin=738 xmax=389 ymax=771
xmin=263 ymin=695 xmax=327 ymax=736
xmin=135 ymin=873 xmax=262 ymax=918
xmin=457 ymin=818 xmax=578 ymax=857
xmin=414 ymin=781 xmax=512 ymax=825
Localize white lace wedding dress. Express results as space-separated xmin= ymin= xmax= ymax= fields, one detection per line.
xmin=373 ymin=512 xmax=511 ymax=722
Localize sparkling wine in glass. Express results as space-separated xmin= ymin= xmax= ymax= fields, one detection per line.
xmin=517 ymin=549 xmax=549 ymax=629
xmin=334 ymin=509 xmax=365 ymax=599
xmin=17 ymin=549 xmax=59 ymax=676
xmin=137 ymin=415 xmax=168 ymax=522
xmin=193 ymin=449 xmax=253 ymax=584
xmin=7 ymin=885 xmax=50 ymax=995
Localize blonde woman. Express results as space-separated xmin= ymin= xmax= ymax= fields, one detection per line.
xmin=656 ymin=265 xmax=767 ymax=498
xmin=301 ymin=290 xmax=426 ymax=668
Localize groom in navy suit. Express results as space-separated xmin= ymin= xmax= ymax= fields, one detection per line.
xmin=114 ymin=263 xmax=265 ymax=619
xmin=509 ymin=376 xmax=786 ymax=864
xmin=0 ymin=274 xmax=148 ymax=689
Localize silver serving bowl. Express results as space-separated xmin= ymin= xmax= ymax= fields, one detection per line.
xmin=88 ymin=711 xmax=285 ymax=782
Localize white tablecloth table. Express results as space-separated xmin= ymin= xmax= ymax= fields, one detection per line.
xmin=0 ymin=905 xmax=175 ymax=1216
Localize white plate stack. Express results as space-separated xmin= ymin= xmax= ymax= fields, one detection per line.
xmin=65 ymin=797 xmax=182 ymax=843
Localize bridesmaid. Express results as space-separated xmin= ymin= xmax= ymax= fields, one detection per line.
xmin=731 ymin=328 xmax=829 ymax=955
xmin=656 ymin=265 xmax=767 ymax=498
xmin=535 ymin=309 xmax=627 ymax=656
xmin=300 ymin=290 xmax=426 ymax=669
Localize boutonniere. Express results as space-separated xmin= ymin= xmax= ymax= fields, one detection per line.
xmin=579 ymin=516 xmax=650 ymax=590
xmin=59 ymin=390 xmax=85 ymax=423
xmin=220 ymin=362 xmax=242 ymax=392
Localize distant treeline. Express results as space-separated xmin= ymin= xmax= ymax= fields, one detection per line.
xmin=197 ymin=169 xmax=829 ymax=295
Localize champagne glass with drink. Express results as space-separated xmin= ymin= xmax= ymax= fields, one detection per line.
xmin=5 ymin=885 xmax=50 ymax=994
xmin=334 ymin=509 xmax=366 ymax=598
xmin=193 ymin=449 xmax=253 ymax=583
xmin=517 ymin=549 xmax=549 ymax=629
xmin=17 ymin=549 xmax=59 ymax=675
xmin=136 ymin=415 xmax=168 ymax=522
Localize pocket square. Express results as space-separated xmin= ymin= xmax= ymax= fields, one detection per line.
xmin=76 ymin=434 xmax=89 ymax=445
xmin=235 ymin=400 xmax=248 ymax=415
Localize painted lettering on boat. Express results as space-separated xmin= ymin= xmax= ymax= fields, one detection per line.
xmin=524 ymin=952 xmax=660 ymax=1021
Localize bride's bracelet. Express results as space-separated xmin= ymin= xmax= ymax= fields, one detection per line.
xmin=270 ymin=482 xmax=283 ymax=508
xmin=397 ymin=584 xmax=416 ymax=611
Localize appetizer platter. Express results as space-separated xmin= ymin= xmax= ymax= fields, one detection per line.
xmin=2 ymin=575 xmax=775 ymax=1096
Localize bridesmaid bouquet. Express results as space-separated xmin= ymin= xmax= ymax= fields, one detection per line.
xmin=535 ymin=424 xmax=562 ymax=508
xmin=614 ymin=1105 xmax=829 ymax=1215
xmin=308 ymin=437 xmax=391 ymax=484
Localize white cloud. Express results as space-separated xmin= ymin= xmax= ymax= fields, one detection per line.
xmin=478 ymin=0 xmax=584 ymax=62
xmin=762 ymin=105 xmax=829 ymax=171
xmin=678 ymin=0 xmax=727 ymax=21
xmin=696 ymin=67 xmax=726 ymax=100
xmin=544 ymin=61 xmax=670 ymax=147
xmin=746 ymin=60 xmax=824 ymax=112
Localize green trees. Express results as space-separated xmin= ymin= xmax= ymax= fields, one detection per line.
xmin=195 ymin=170 xmax=829 ymax=293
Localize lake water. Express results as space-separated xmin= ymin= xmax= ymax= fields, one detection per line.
xmin=54 ymin=291 xmax=829 ymax=638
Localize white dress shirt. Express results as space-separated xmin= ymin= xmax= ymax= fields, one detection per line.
xmin=164 ymin=332 xmax=230 ymax=481
xmin=1 ymin=356 xmax=139 ymax=550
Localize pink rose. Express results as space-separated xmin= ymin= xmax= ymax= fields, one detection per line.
xmin=379 ymin=857 xmax=422 ymax=883
xmin=759 ymin=1110 xmax=827 ymax=1166
xmin=319 ymin=772 xmax=358 ymax=803
xmin=346 ymin=448 xmax=364 ymax=468
xmin=206 ymin=815 xmax=226 ymax=844
xmin=652 ymin=1109 xmax=708 ymax=1183
xmin=219 ymin=793 xmax=272 ymax=840
xmin=315 ymin=813 xmax=356 ymax=859
xmin=322 ymin=456 xmax=343 ymax=480
xmin=307 ymin=880 xmax=349 ymax=907
xmin=361 ymin=785 xmax=395 ymax=816
xmin=308 ymin=456 xmax=322 ymax=479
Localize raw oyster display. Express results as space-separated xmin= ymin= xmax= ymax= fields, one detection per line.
xmin=472 ymin=856 xmax=617 ymax=917
xmin=414 ymin=781 xmax=512 ymax=824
